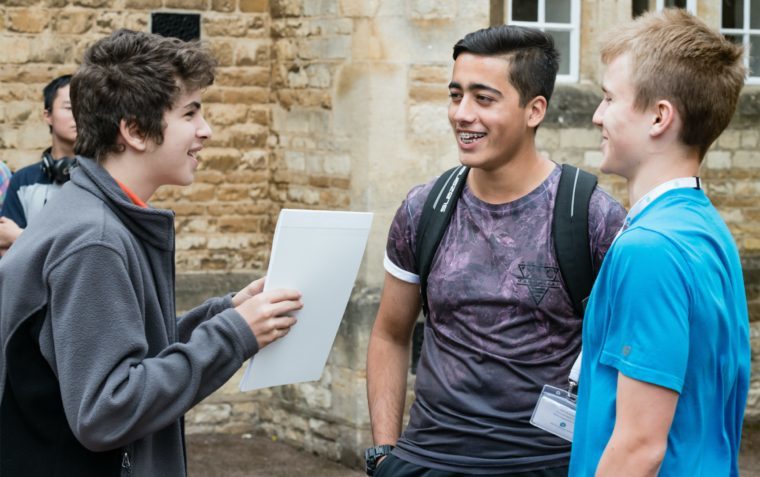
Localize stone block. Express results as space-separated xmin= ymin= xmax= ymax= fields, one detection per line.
xmin=733 ymin=150 xmax=760 ymax=169
xmin=339 ymin=0 xmax=379 ymax=17
xmin=208 ymin=234 xmax=256 ymax=250
xmin=53 ymin=10 xmax=96 ymax=34
xmin=704 ymin=150 xmax=732 ymax=170
xmin=183 ymin=183 xmax=216 ymax=201
xmin=235 ymin=41 xmax=270 ymax=67
xmin=559 ymin=128 xmax=601 ymax=149
xmin=206 ymin=104 xmax=250 ymax=127
xmin=124 ymin=0 xmax=162 ymax=8
xmin=8 ymin=8 xmax=51 ymax=33
xmin=211 ymin=0 xmax=236 ymax=12
xmin=410 ymin=65 xmax=450 ymax=84
xmin=241 ymin=0 xmax=270 ymax=13
xmin=286 ymin=185 xmax=321 ymax=204
xmin=409 ymin=0 xmax=457 ymax=19
xmin=191 ymin=403 xmax=232 ymax=424
xmin=408 ymin=103 xmax=450 ymax=141
xmin=176 ymin=235 xmax=208 ymax=251
xmin=303 ymin=0 xmax=338 ymax=16
xmin=305 ymin=64 xmax=332 ymax=88
xmin=409 ymin=84 xmax=446 ymax=103
xmin=216 ymin=66 xmax=270 ymax=87
xmin=742 ymin=130 xmax=760 ymax=148
xmin=0 ymin=36 xmax=34 ymax=64
xmin=218 ymin=216 xmax=266 ymax=233
xmin=221 ymin=87 xmax=271 ymax=104
xmin=323 ymin=154 xmax=351 ymax=176
xmin=216 ymin=184 xmax=255 ymax=201
xmin=164 ymin=0 xmax=207 ymax=8
xmin=309 ymin=18 xmax=353 ymax=36
xmin=717 ymin=129 xmax=741 ymax=149
xmin=271 ymin=0 xmax=303 ymax=17
xmin=204 ymin=15 xmax=251 ymax=37
xmin=583 ymin=150 xmax=603 ymax=169
xmin=299 ymin=36 xmax=351 ymax=60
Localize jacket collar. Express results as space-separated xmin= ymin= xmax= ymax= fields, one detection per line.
xmin=72 ymin=157 xmax=175 ymax=251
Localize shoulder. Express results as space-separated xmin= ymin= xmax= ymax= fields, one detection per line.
xmin=8 ymin=161 xmax=46 ymax=187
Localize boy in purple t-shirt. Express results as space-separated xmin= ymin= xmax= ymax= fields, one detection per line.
xmin=366 ymin=25 xmax=625 ymax=476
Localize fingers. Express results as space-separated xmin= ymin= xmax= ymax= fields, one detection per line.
xmin=258 ymin=316 xmax=298 ymax=348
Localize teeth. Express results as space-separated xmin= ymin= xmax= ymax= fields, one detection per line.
xmin=459 ymin=132 xmax=485 ymax=144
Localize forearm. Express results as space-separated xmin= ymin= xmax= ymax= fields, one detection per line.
xmin=595 ymin=435 xmax=666 ymax=477
xmin=367 ymin=331 xmax=412 ymax=445
xmin=177 ymin=293 xmax=234 ymax=342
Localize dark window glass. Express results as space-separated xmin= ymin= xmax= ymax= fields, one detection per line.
xmin=722 ymin=0 xmax=744 ymax=29
xmin=633 ymin=0 xmax=651 ymax=18
xmin=151 ymin=12 xmax=201 ymax=42
xmin=513 ymin=0 xmax=539 ymax=21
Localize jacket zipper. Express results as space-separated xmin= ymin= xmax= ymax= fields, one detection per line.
xmin=121 ymin=446 xmax=133 ymax=475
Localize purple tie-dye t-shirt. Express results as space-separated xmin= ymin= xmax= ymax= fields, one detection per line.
xmin=384 ymin=165 xmax=625 ymax=474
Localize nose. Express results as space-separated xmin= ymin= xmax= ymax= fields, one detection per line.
xmin=197 ymin=115 xmax=212 ymax=140
xmin=592 ymin=100 xmax=605 ymax=128
xmin=451 ymin=96 xmax=476 ymax=125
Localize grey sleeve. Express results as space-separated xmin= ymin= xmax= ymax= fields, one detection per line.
xmin=45 ymin=244 xmax=258 ymax=452
xmin=176 ymin=293 xmax=236 ymax=343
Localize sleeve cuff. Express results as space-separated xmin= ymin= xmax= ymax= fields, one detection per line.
xmin=600 ymin=351 xmax=684 ymax=393
xmin=384 ymin=251 xmax=420 ymax=284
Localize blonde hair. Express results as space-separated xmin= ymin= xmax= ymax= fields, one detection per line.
xmin=600 ymin=8 xmax=746 ymax=159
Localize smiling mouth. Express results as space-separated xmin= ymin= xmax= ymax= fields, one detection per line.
xmin=459 ymin=132 xmax=486 ymax=144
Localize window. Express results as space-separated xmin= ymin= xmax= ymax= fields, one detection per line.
xmin=632 ymin=0 xmax=697 ymax=17
xmin=721 ymin=0 xmax=760 ymax=83
xmin=506 ymin=0 xmax=581 ymax=82
xmin=151 ymin=13 xmax=201 ymax=42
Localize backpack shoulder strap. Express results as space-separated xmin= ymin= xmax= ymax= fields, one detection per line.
xmin=415 ymin=165 xmax=469 ymax=316
xmin=553 ymin=164 xmax=598 ymax=316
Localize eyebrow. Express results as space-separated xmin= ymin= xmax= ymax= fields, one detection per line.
xmin=184 ymin=101 xmax=201 ymax=110
xmin=448 ymin=81 xmax=503 ymax=98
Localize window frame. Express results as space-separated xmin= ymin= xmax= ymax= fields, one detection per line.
xmin=720 ymin=0 xmax=760 ymax=84
xmin=506 ymin=0 xmax=581 ymax=83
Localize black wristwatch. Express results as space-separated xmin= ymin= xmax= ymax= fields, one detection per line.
xmin=364 ymin=444 xmax=394 ymax=476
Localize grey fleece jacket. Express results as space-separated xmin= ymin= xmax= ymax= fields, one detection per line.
xmin=0 ymin=157 xmax=259 ymax=476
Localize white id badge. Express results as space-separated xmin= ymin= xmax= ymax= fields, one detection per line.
xmin=530 ymin=384 xmax=576 ymax=442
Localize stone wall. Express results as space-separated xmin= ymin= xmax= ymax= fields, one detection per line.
xmin=1 ymin=0 xmax=759 ymax=469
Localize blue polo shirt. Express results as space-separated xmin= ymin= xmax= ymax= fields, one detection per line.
xmin=569 ymin=188 xmax=750 ymax=476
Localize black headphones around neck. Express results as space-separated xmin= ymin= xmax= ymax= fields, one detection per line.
xmin=41 ymin=149 xmax=75 ymax=184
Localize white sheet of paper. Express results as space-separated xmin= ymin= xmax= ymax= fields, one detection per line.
xmin=239 ymin=209 xmax=373 ymax=391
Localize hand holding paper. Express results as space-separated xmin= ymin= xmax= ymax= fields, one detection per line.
xmin=234 ymin=284 xmax=302 ymax=349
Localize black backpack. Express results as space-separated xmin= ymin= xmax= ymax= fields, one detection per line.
xmin=411 ymin=164 xmax=597 ymax=372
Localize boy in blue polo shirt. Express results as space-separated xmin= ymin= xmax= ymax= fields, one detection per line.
xmin=569 ymin=9 xmax=750 ymax=477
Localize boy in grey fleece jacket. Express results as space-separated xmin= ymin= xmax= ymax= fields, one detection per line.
xmin=0 ymin=30 xmax=302 ymax=476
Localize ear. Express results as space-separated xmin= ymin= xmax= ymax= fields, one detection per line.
xmin=650 ymin=99 xmax=676 ymax=138
xmin=526 ymin=96 xmax=547 ymax=129
xmin=43 ymin=109 xmax=53 ymax=127
xmin=118 ymin=119 xmax=148 ymax=152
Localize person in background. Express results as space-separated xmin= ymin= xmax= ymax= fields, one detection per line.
xmin=0 ymin=75 xmax=77 ymax=256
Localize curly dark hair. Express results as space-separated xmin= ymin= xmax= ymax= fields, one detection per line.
xmin=70 ymin=29 xmax=216 ymax=162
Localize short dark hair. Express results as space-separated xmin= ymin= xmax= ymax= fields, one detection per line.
xmin=43 ymin=75 xmax=72 ymax=112
xmin=453 ymin=25 xmax=559 ymax=107
xmin=70 ymin=29 xmax=216 ymax=162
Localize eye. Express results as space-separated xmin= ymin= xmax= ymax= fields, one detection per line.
xmin=476 ymin=95 xmax=494 ymax=104
xmin=448 ymin=91 xmax=462 ymax=101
